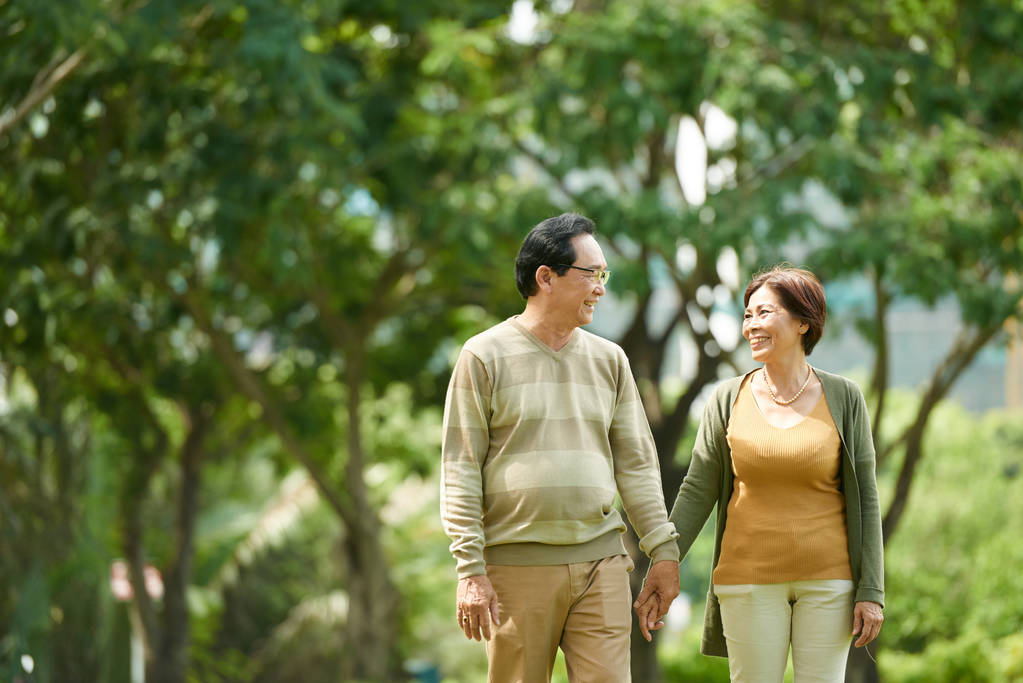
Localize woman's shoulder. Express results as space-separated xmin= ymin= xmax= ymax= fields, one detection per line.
xmin=813 ymin=367 xmax=866 ymax=401
xmin=707 ymin=371 xmax=755 ymax=406
xmin=717 ymin=372 xmax=748 ymax=392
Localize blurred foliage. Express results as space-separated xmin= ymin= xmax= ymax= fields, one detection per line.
xmin=878 ymin=401 xmax=1023 ymax=681
xmin=2 ymin=0 xmax=1023 ymax=681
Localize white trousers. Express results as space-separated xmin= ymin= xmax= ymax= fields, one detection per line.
xmin=713 ymin=579 xmax=855 ymax=683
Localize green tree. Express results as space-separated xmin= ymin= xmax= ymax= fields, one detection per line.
xmin=440 ymin=1 xmax=1023 ymax=678
xmin=2 ymin=0 xmax=525 ymax=679
xmin=4 ymin=0 xmax=1023 ymax=681
xmin=451 ymin=1 xmax=880 ymax=674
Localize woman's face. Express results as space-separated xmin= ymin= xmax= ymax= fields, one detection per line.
xmin=742 ymin=285 xmax=808 ymax=363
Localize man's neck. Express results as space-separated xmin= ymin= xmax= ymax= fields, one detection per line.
xmin=517 ymin=306 xmax=576 ymax=351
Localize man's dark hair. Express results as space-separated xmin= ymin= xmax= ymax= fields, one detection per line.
xmin=514 ymin=213 xmax=596 ymax=299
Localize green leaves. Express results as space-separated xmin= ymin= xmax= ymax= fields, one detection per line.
xmin=881 ymin=402 xmax=1023 ymax=678
xmin=3 ymin=0 xmax=1023 ymax=678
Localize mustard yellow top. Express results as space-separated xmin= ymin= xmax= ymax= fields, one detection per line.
xmin=713 ymin=374 xmax=852 ymax=585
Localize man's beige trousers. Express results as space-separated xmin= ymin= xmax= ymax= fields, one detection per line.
xmin=484 ymin=554 xmax=633 ymax=683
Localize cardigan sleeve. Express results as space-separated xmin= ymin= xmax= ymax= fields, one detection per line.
xmin=668 ymin=386 xmax=727 ymax=559
xmin=850 ymin=383 xmax=885 ymax=607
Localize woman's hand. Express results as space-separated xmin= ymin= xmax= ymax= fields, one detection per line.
xmin=852 ymin=601 xmax=883 ymax=647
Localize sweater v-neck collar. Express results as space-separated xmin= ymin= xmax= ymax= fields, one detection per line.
xmin=509 ymin=316 xmax=580 ymax=359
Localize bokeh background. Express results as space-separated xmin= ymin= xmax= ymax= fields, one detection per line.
xmin=2 ymin=1 xmax=1022 ymax=681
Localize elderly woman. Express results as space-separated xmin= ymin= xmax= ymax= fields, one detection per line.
xmin=640 ymin=265 xmax=884 ymax=682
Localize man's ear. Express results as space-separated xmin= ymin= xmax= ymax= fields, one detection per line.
xmin=535 ymin=265 xmax=554 ymax=292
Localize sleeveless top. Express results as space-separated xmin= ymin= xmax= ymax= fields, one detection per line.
xmin=713 ymin=374 xmax=852 ymax=584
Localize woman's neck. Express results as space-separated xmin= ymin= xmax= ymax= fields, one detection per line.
xmin=762 ymin=356 xmax=810 ymax=395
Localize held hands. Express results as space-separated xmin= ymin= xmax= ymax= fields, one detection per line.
xmin=853 ymin=601 xmax=884 ymax=647
xmin=456 ymin=575 xmax=501 ymax=641
xmin=632 ymin=560 xmax=680 ymax=642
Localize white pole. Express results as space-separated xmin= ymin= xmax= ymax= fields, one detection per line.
xmin=128 ymin=608 xmax=145 ymax=683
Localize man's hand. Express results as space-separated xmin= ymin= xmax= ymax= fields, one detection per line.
xmin=456 ymin=575 xmax=501 ymax=641
xmin=632 ymin=560 xmax=680 ymax=642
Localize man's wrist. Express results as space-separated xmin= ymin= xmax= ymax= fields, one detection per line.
xmin=457 ymin=561 xmax=487 ymax=580
xmin=649 ymin=543 xmax=680 ymax=565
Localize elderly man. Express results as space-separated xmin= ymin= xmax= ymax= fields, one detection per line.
xmin=441 ymin=213 xmax=680 ymax=682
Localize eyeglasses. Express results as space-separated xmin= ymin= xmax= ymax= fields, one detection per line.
xmin=554 ymin=264 xmax=612 ymax=286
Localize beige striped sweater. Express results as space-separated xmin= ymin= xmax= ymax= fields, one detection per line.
xmin=441 ymin=317 xmax=679 ymax=579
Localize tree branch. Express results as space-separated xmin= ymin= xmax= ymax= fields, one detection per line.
xmin=510 ymin=136 xmax=586 ymax=206
xmin=881 ymin=321 xmax=1002 ymax=543
xmin=0 ymin=49 xmax=86 ymax=138
xmin=736 ymin=135 xmax=815 ymax=192
xmin=869 ymin=267 xmax=891 ymax=458
xmin=181 ymin=291 xmax=360 ymax=530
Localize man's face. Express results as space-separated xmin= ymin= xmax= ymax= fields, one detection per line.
xmin=550 ymin=233 xmax=608 ymax=328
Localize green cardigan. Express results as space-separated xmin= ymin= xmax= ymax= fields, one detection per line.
xmin=668 ymin=367 xmax=885 ymax=658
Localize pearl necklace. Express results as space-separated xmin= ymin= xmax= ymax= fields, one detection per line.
xmin=763 ymin=366 xmax=812 ymax=405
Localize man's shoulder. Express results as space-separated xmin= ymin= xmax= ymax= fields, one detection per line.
xmin=575 ymin=327 xmax=626 ymax=359
xmin=461 ymin=318 xmax=522 ymax=360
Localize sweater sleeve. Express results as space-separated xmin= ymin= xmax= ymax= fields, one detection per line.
xmin=610 ymin=353 xmax=680 ymax=563
xmin=668 ymin=387 xmax=727 ymax=559
xmin=850 ymin=383 xmax=885 ymax=606
xmin=440 ymin=349 xmax=492 ymax=579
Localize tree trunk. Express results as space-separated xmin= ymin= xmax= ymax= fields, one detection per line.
xmin=122 ymin=422 xmax=166 ymax=671
xmin=868 ymin=271 xmax=889 ymax=458
xmin=342 ymin=360 xmax=402 ymax=681
xmin=616 ymin=276 xmax=729 ymax=683
xmin=651 ymin=341 xmax=723 ymax=489
xmin=882 ymin=324 xmax=998 ymax=543
xmin=341 ymin=531 xmax=402 ymax=680
xmin=626 ymin=532 xmax=661 ymax=683
xmin=846 ymin=641 xmax=880 ymax=683
xmin=185 ymin=291 xmax=360 ymax=522
xmin=187 ymin=295 xmax=403 ymax=674
xmin=152 ymin=406 xmax=208 ymax=683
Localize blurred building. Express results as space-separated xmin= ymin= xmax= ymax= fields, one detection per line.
xmin=1007 ymin=319 xmax=1023 ymax=411
xmin=591 ymin=279 xmax=1017 ymax=415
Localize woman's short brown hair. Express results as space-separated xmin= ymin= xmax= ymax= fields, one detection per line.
xmin=744 ymin=265 xmax=827 ymax=355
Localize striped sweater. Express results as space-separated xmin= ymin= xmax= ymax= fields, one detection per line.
xmin=441 ymin=317 xmax=679 ymax=579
